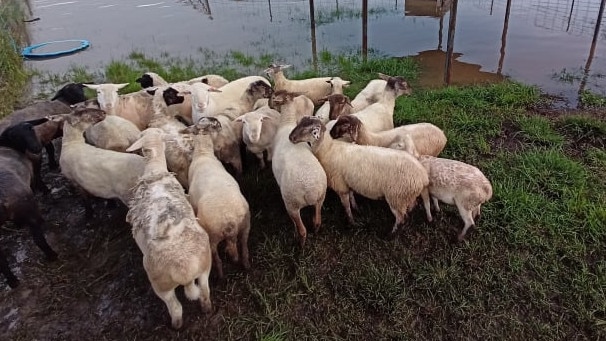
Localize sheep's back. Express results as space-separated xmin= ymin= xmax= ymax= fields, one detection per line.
xmin=0 ymin=101 xmax=71 ymax=133
xmin=397 ymin=123 xmax=447 ymax=157
xmin=0 ymin=149 xmax=34 ymax=203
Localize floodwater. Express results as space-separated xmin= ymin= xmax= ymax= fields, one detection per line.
xmin=25 ymin=0 xmax=606 ymax=106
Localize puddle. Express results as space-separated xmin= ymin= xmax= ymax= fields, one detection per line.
xmin=22 ymin=0 xmax=606 ymax=106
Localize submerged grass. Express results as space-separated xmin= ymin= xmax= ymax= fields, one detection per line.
xmin=14 ymin=52 xmax=606 ymax=340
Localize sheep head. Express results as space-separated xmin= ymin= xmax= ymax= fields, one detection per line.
xmin=325 ymin=77 xmax=351 ymax=93
xmin=180 ymin=117 xmax=222 ymax=136
xmin=289 ymin=116 xmax=325 ymax=146
xmin=189 ymin=83 xmax=221 ymax=113
xmin=264 ymin=63 xmax=291 ymax=75
xmin=326 ymin=94 xmax=353 ymax=120
xmin=83 ymin=83 xmax=129 ymax=112
xmin=162 ymin=87 xmax=186 ymax=106
xmin=329 ymin=115 xmax=360 ymax=141
xmin=0 ymin=121 xmax=44 ymax=154
xmin=378 ymin=73 xmax=412 ymax=97
xmin=235 ymin=111 xmax=273 ymax=143
xmin=135 ymin=74 xmax=154 ymax=89
xmin=51 ymin=82 xmax=88 ymax=105
xmin=60 ymin=108 xmax=106 ymax=127
xmin=247 ymin=80 xmax=273 ymax=99
xmin=126 ymin=127 xmax=165 ymax=159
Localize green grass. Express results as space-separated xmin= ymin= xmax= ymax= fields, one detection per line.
xmin=0 ymin=0 xmax=28 ymax=118
xmin=17 ymin=53 xmax=606 ymax=340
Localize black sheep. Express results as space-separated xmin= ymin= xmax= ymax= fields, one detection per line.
xmin=0 ymin=120 xmax=58 ymax=288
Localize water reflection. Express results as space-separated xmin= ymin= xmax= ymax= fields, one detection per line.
xmin=28 ymin=0 xmax=606 ymax=106
xmin=578 ymin=0 xmax=605 ymax=106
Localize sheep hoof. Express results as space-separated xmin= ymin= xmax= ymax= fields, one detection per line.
xmin=426 ymin=216 xmax=433 ymax=223
xmin=171 ymin=318 xmax=183 ymax=330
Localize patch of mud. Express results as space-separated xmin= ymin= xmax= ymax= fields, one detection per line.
xmin=489 ymin=119 xmax=525 ymax=153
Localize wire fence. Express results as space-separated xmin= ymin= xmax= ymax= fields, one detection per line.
xmin=473 ymin=0 xmax=606 ymax=38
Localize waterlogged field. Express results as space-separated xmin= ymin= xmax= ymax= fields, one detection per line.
xmin=1 ymin=53 xmax=605 ymax=340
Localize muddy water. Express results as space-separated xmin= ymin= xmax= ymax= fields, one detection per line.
xmin=25 ymin=0 xmax=606 ymax=106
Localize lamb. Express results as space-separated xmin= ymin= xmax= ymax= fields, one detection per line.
xmin=234 ymin=106 xmax=281 ymax=169
xmin=135 ymin=71 xmax=229 ymax=89
xmin=0 ymin=82 xmax=89 ymax=170
xmin=181 ymin=118 xmax=251 ymax=279
xmin=264 ymin=64 xmax=333 ymax=105
xmin=146 ymin=86 xmax=195 ymax=189
xmin=329 ymin=115 xmax=447 ymax=157
xmin=0 ymin=121 xmax=58 ymax=288
xmin=350 ymin=73 xmax=412 ymax=133
xmin=49 ymin=108 xmax=146 ymax=215
xmin=288 ymin=116 xmax=429 ymax=236
xmin=406 ymin=136 xmax=492 ymax=241
xmin=83 ymin=83 xmax=154 ymax=130
xmin=125 ymin=128 xmax=212 ymax=329
xmin=271 ymin=91 xmax=326 ymax=247
xmin=349 ymin=79 xmax=387 ymax=113
xmin=314 ymin=77 xmax=352 ymax=124
xmin=84 ymin=115 xmax=141 ymax=152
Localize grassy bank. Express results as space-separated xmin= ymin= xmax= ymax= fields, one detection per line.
xmin=16 ymin=53 xmax=606 ymax=340
xmin=0 ymin=0 xmax=28 ymax=118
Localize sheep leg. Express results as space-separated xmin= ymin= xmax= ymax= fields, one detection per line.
xmin=472 ymin=205 xmax=481 ymax=219
xmin=349 ymin=191 xmax=359 ymax=211
xmin=389 ymin=206 xmax=406 ymax=235
xmin=312 ymin=195 xmax=325 ymax=233
xmin=0 ymin=248 xmax=19 ymax=288
xmin=45 ymin=142 xmax=59 ymax=170
xmin=74 ymin=185 xmax=94 ymax=218
xmin=238 ymin=220 xmax=251 ymax=270
xmin=421 ymin=188 xmax=433 ymax=222
xmin=338 ymin=192 xmax=355 ymax=225
xmin=197 ymin=269 xmax=213 ymax=313
xmin=151 ymin=285 xmax=183 ymax=330
xmin=210 ymin=244 xmax=224 ymax=279
xmin=225 ymin=237 xmax=240 ymax=264
xmin=432 ymin=196 xmax=441 ymax=212
xmin=30 ymin=155 xmax=49 ymax=194
xmin=18 ymin=204 xmax=58 ymax=261
xmin=455 ymin=200 xmax=475 ymax=242
xmin=288 ymin=209 xmax=307 ymax=248
xmin=255 ymin=152 xmax=266 ymax=169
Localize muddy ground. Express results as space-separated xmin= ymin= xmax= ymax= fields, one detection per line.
xmin=0 ymin=104 xmax=604 ymax=340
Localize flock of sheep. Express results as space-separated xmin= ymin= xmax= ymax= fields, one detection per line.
xmin=0 ymin=64 xmax=492 ymax=329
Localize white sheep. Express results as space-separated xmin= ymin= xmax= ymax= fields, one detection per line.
xmin=314 ymin=77 xmax=351 ymax=124
xmin=407 ymin=136 xmax=492 ymax=241
xmin=144 ymin=85 xmax=196 ymax=189
xmin=84 ymin=115 xmax=141 ymax=152
xmin=135 ymin=71 xmax=229 ymax=89
xmin=264 ymin=64 xmax=334 ymax=105
xmin=288 ymin=116 xmax=429 ymax=235
xmin=181 ymin=117 xmax=251 ymax=279
xmin=190 ymin=77 xmax=273 ymax=123
xmin=234 ymin=106 xmax=281 ymax=169
xmin=125 ymin=127 xmax=212 ymax=329
xmin=271 ymin=91 xmax=326 ymax=247
xmin=350 ymin=73 xmax=412 ymax=133
xmin=329 ymin=115 xmax=447 ymax=157
xmin=83 ymin=83 xmax=154 ymax=130
xmin=48 ymin=108 xmax=146 ymax=214
xmin=350 ymin=79 xmax=387 ymax=113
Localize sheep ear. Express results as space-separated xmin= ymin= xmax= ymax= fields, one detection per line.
xmin=83 ymin=84 xmax=100 ymax=90
xmin=281 ymin=64 xmax=292 ymax=69
xmin=208 ymin=87 xmax=222 ymax=93
xmin=234 ymin=116 xmax=245 ymax=122
xmin=311 ymin=126 xmax=322 ymax=140
xmin=260 ymin=114 xmax=273 ymax=121
xmin=116 ymin=83 xmax=130 ymax=90
xmin=46 ymin=114 xmax=66 ymax=122
xmin=126 ymin=136 xmax=146 ymax=152
xmin=146 ymin=89 xmax=157 ymax=96
xmin=377 ymin=73 xmax=390 ymax=81
xmin=343 ymin=81 xmax=351 ymax=88
xmin=349 ymin=121 xmax=359 ymax=141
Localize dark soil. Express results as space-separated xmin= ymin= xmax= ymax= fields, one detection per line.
xmin=0 ymin=105 xmax=603 ymax=341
